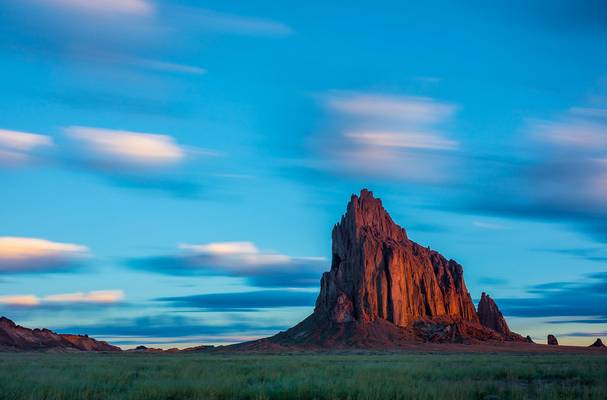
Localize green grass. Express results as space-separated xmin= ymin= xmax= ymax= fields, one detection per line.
xmin=0 ymin=352 xmax=606 ymax=400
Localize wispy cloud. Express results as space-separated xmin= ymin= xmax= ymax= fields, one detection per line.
xmin=43 ymin=0 xmax=154 ymax=16
xmin=466 ymin=96 xmax=607 ymax=243
xmin=326 ymin=93 xmax=456 ymax=123
xmin=157 ymin=290 xmax=316 ymax=311
xmin=300 ymin=92 xmax=459 ymax=183
xmin=472 ymin=220 xmax=507 ymax=230
xmin=129 ymin=241 xmax=327 ymax=288
xmin=0 ymin=1 xmax=291 ymax=80
xmin=0 ymin=129 xmax=52 ymax=166
xmin=0 ymin=290 xmax=123 ymax=307
xmin=0 ymin=237 xmax=89 ymax=274
xmin=180 ymin=8 xmax=294 ymax=36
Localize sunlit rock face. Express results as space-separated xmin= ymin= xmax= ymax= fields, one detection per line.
xmin=315 ymin=189 xmax=479 ymax=327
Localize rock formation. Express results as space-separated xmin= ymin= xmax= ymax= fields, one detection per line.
xmin=477 ymin=293 xmax=512 ymax=335
xmin=547 ymin=334 xmax=558 ymax=346
xmin=243 ymin=189 xmax=524 ymax=349
xmin=589 ymin=338 xmax=605 ymax=348
xmin=526 ymin=336 xmax=534 ymax=343
xmin=315 ymin=189 xmax=479 ymax=326
xmin=0 ymin=316 xmax=120 ymax=352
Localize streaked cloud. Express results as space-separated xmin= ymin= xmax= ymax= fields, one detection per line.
xmin=182 ymin=8 xmax=293 ymax=36
xmin=45 ymin=290 xmax=124 ymax=304
xmin=0 ymin=237 xmax=89 ymax=273
xmin=0 ymin=290 xmax=123 ymax=307
xmin=0 ymin=129 xmax=52 ymax=166
xmin=466 ymin=98 xmax=607 ymax=242
xmin=300 ymin=92 xmax=459 ymax=183
xmin=498 ymin=272 xmax=607 ymax=319
xmin=157 ymin=290 xmax=316 ymax=311
xmin=0 ymin=295 xmax=40 ymax=307
xmin=65 ymin=126 xmax=188 ymax=168
xmin=326 ymin=93 xmax=456 ymax=124
xmin=472 ymin=220 xmax=507 ymax=230
xmin=344 ymin=131 xmax=457 ymax=151
xmin=129 ymin=241 xmax=327 ymax=288
xmin=43 ymin=0 xmax=154 ymax=16
xmin=56 ymin=314 xmax=288 ymax=341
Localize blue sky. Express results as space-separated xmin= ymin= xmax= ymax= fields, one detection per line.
xmin=1 ymin=0 xmax=606 ymax=348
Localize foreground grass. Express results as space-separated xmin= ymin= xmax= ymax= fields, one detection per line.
xmin=0 ymin=352 xmax=606 ymax=400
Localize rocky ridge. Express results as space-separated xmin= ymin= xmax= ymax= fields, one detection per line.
xmin=0 ymin=316 xmax=120 ymax=352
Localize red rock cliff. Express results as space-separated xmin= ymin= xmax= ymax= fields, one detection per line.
xmin=314 ymin=189 xmax=479 ymax=327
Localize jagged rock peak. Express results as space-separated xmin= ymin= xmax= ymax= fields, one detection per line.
xmin=590 ymin=338 xmax=605 ymax=348
xmin=477 ymin=292 xmax=512 ymax=335
xmin=336 ymin=189 xmax=408 ymax=245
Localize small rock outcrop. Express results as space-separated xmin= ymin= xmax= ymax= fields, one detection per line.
xmin=477 ymin=292 xmax=512 ymax=335
xmin=589 ymin=338 xmax=605 ymax=348
xmin=547 ymin=334 xmax=559 ymax=346
xmin=526 ymin=336 xmax=534 ymax=343
xmin=0 ymin=316 xmax=120 ymax=352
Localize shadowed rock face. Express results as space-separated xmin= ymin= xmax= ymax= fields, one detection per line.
xmin=315 ymin=189 xmax=479 ymax=327
xmin=477 ymin=293 xmax=512 ymax=335
xmin=547 ymin=334 xmax=559 ymax=346
xmin=0 ymin=317 xmax=120 ymax=352
xmin=589 ymin=338 xmax=605 ymax=348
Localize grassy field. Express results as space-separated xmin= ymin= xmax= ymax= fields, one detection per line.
xmin=1 ymin=352 xmax=606 ymax=400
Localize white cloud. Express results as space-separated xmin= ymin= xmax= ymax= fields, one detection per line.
xmin=326 ymin=92 xmax=456 ymax=123
xmin=65 ymin=126 xmax=187 ymax=168
xmin=179 ymin=242 xmax=297 ymax=271
xmin=43 ymin=0 xmax=154 ymax=16
xmin=0 ymin=237 xmax=89 ymax=273
xmin=0 ymin=290 xmax=124 ymax=307
xmin=0 ymin=129 xmax=52 ymax=166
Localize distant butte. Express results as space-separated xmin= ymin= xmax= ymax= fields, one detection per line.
xmin=240 ymin=189 xmax=526 ymax=349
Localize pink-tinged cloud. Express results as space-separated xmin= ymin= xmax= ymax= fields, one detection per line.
xmin=0 ymin=129 xmax=52 ymax=166
xmin=65 ymin=126 xmax=189 ymax=168
xmin=0 ymin=237 xmax=90 ymax=273
xmin=0 ymin=290 xmax=124 ymax=307
xmin=0 ymin=295 xmax=40 ymax=307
